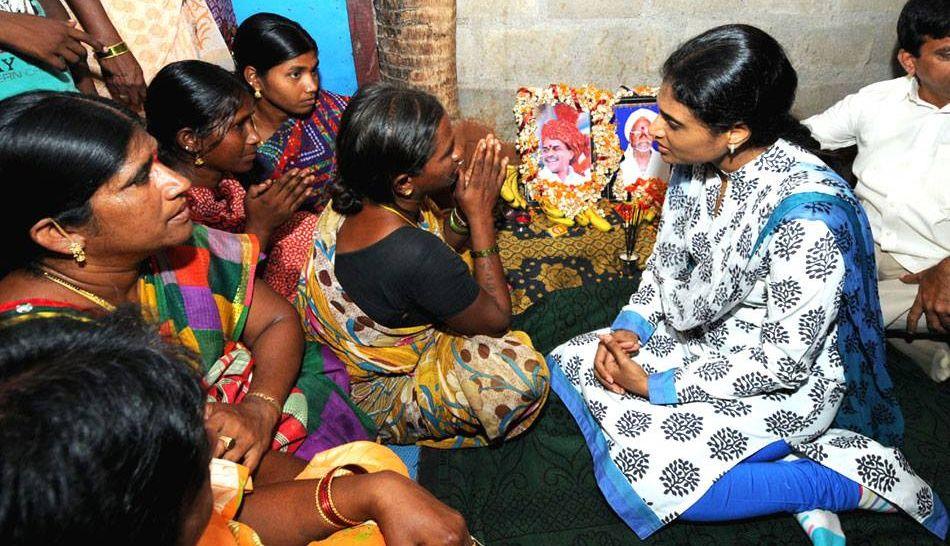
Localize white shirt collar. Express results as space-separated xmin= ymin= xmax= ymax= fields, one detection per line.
xmin=907 ymin=76 xmax=950 ymax=112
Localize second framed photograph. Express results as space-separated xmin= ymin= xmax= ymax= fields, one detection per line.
xmin=613 ymin=98 xmax=670 ymax=192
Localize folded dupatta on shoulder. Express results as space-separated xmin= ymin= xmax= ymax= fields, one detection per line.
xmin=138 ymin=225 xmax=310 ymax=452
xmin=751 ymin=175 xmax=903 ymax=446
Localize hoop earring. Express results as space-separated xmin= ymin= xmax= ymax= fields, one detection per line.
xmin=254 ymin=89 xmax=262 ymax=99
xmin=728 ymin=143 xmax=737 ymax=156
xmin=49 ymin=219 xmax=86 ymax=264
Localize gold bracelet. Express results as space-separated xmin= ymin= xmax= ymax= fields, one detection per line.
xmin=246 ymin=391 xmax=283 ymax=414
xmin=470 ymin=244 xmax=500 ymax=259
xmin=96 ymin=41 xmax=130 ymax=60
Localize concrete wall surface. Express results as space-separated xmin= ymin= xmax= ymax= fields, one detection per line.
xmin=456 ymin=0 xmax=905 ymax=139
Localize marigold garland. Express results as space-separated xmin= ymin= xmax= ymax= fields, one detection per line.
xmin=514 ymin=84 xmax=618 ymax=219
xmin=513 ymin=84 xmax=661 ymax=219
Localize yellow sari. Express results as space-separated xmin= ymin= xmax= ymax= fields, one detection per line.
xmin=297 ymin=200 xmax=550 ymax=448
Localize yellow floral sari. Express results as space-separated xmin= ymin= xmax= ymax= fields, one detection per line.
xmin=297 ymin=200 xmax=549 ymax=448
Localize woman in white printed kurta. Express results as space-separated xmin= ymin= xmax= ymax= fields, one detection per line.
xmin=548 ymin=24 xmax=946 ymax=542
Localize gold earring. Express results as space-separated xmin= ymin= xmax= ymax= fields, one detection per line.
xmin=399 ymin=187 xmax=414 ymax=198
xmin=194 ymin=155 xmax=205 ymax=166
xmin=728 ymin=143 xmax=737 ymax=155
xmin=68 ymin=241 xmax=86 ymax=263
xmin=49 ymin=219 xmax=86 ymax=264
xmin=254 ymin=89 xmax=262 ymax=99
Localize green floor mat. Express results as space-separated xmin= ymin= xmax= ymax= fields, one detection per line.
xmin=418 ymin=279 xmax=949 ymax=545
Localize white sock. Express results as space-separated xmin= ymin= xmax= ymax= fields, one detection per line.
xmin=858 ymin=485 xmax=898 ymax=513
xmin=795 ymin=510 xmax=845 ymax=546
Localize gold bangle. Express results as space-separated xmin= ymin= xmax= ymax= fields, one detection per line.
xmin=96 ymin=41 xmax=130 ymax=60
xmin=246 ymin=391 xmax=283 ymax=414
xmin=470 ymin=244 xmax=500 ymax=259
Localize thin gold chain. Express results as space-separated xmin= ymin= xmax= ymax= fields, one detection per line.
xmin=713 ymin=175 xmax=729 ymax=217
xmin=378 ymin=204 xmax=419 ymax=227
xmin=41 ymin=271 xmax=116 ymax=312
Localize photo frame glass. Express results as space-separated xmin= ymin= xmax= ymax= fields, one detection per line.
xmin=534 ymin=103 xmax=593 ymax=187
xmin=612 ymin=99 xmax=671 ymax=190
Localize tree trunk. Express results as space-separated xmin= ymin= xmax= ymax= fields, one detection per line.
xmin=374 ymin=0 xmax=459 ymax=118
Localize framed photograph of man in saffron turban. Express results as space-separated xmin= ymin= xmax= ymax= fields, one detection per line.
xmin=535 ymin=103 xmax=593 ymax=187
xmin=513 ymin=84 xmax=617 ymax=224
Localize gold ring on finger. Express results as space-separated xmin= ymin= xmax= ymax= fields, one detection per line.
xmin=219 ymin=435 xmax=235 ymax=450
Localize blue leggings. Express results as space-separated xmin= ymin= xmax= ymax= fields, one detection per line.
xmin=682 ymin=441 xmax=861 ymax=521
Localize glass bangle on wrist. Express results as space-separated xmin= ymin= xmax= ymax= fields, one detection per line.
xmin=448 ymin=207 xmax=470 ymax=235
xmin=451 ymin=207 xmax=468 ymax=227
xmin=314 ymin=464 xmax=368 ymax=529
xmin=470 ymin=244 xmax=500 ymax=258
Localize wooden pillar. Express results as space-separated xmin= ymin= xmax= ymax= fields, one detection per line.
xmin=347 ymin=0 xmax=381 ymax=85
xmin=373 ymin=0 xmax=460 ymax=118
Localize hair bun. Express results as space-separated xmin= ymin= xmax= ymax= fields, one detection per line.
xmin=330 ymin=181 xmax=364 ymax=215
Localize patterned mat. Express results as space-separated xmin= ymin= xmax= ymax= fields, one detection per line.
xmin=499 ymin=203 xmax=657 ymax=315
xmin=418 ymin=279 xmax=949 ymax=545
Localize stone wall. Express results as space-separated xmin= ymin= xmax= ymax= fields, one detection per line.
xmin=456 ymin=0 xmax=904 ymax=139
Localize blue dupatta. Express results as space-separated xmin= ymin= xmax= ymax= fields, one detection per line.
xmin=751 ymin=169 xmax=903 ymax=447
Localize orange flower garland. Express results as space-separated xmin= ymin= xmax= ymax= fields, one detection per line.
xmin=514 ymin=84 xmax=619 ymax=219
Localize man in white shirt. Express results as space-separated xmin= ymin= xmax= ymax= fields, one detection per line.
xmin=804 ymin=0 xmax=950 ymax=381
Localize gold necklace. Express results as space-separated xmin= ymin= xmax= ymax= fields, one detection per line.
xmin=379 ymin=204 xmax=420 ymax=227
xmin=713 ymin=174 xmax=729 ymax=217
xmin=41 ymin=270 xmax=117 ymax=312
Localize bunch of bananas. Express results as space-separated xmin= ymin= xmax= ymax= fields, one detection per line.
xmin=538 ymin=199 xmax=611 ymax=232
xmin=499 ymin=166 xmax=527 ymax=209
xmin=499 ymin=166 xmax=611 ymax=232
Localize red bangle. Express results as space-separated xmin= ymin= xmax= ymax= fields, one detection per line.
xmin=316 ymin=464 xmax=368 ymax=528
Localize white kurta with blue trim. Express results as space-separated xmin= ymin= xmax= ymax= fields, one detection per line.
xmin=548 ymin=140 xmax=945 ymax=538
